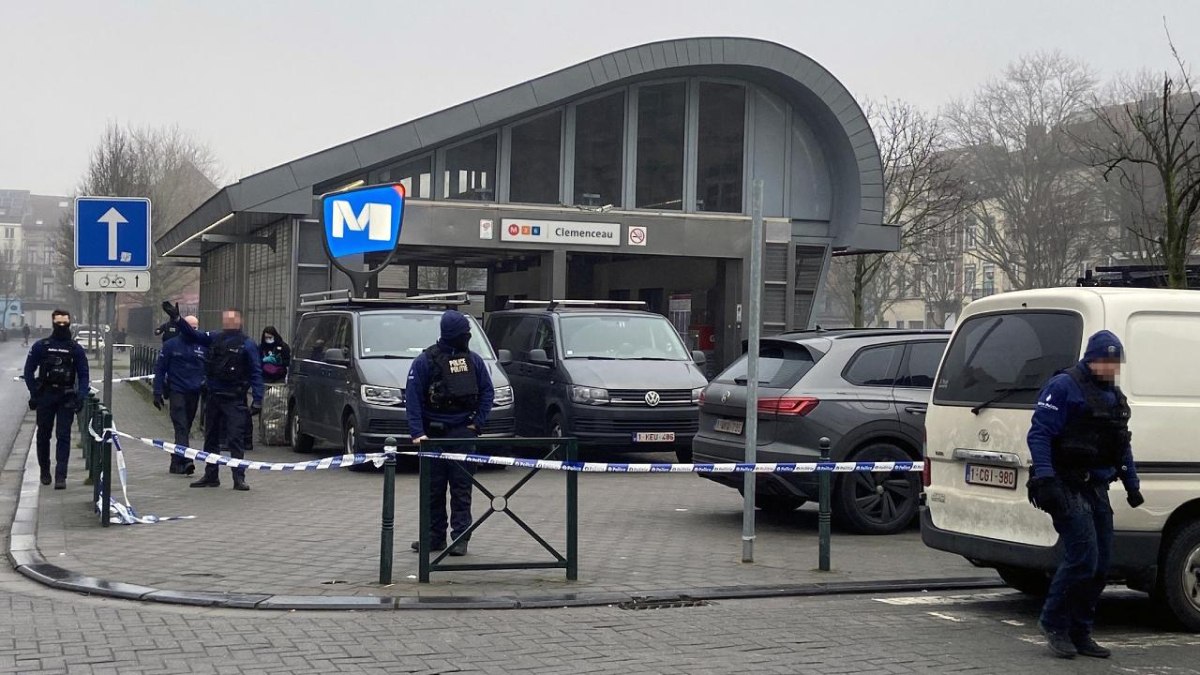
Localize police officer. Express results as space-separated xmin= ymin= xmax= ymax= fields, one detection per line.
xmin=165 ymin=302 xmax=263 ymax=491
xmin=23 ymin=309 xmax=90 ymax=489
xmin=153 ymin=315 xmax=206 ymax=475
xmin=1027 ymin=330 xmax=1143 ymax=659
xmin=406 ymin=310 xmax=494 ymax=556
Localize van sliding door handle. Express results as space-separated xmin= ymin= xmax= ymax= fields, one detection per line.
xmin=904 ymin=406 xmax=927 ymax=416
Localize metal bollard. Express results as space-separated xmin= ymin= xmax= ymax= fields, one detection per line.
xmin=100 ymin=407 xmax=113 ymax=528
xmin=818 ymin=436 xmax=832 ymax=571
xmin=379 ymin=437 xmax=397 ymax=584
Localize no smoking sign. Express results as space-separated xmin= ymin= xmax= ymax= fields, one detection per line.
xmin=628 ymin=225 xmax=647 ymax=246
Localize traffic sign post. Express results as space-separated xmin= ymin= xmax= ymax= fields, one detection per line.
xmin=74 ymin=197 xmax=153 ymax=407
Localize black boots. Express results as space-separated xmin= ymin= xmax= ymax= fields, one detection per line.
xmin=54 ymin=478 xmax=66 ymax=490
xmin=190 ymin=475 xmax=220 ymax=488
xmin=40 ymin=467 xmax=51 ymax=486
xmin=232 ymin=476 xmax=249 ymax=491
xmin=1040 ymin=622 xmax=1076 ymax=659
xmin=1073 ymin=636 xmax=1111 ymax=659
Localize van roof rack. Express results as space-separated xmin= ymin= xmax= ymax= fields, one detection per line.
xmin=300 ymin=290 xmax=471 ymax=309
xmin=505 ymin=299 xmax=648 ymax=311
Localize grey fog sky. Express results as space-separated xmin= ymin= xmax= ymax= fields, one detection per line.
xmin=4 ymin=0 xmax=1200 ymax=195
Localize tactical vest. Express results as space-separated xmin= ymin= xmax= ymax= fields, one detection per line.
xmin=1051 ymin=367 xmax=1131 ymax=472
xmin=39 ymin=341 xmax=76 ymax=388
xmin=207 ymin=333 xmax=249 ymax=387
xmin=424 ymin=346 xmax=479 ymax=414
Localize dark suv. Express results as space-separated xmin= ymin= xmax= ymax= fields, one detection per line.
xmin=692 ymin=329 xmax=948 ymax=535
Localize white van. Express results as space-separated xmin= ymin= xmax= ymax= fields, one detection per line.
xmin=921 ymin=288 xmax=1200 ymax=631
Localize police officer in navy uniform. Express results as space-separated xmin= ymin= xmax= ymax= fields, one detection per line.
xmin=406 ymin=310 xmax=494 ymax=556
xmin=165 ymin=302 xmax=263 ymax=491
xmin=153 ymin=315 xmax=206 ymax=475
xmin=23 ymin=309 xmax=90 ymax=489
xmin=1027 ymin=330 xmax=1143 ymax=659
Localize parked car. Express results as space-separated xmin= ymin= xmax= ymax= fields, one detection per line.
xmin=485 ymin=301 xmax=709 ymax=456
xmin=288 ymin=296 xmax=515 ymax=456
xmin=74 ymin=329 xmax=105 ymax=351
xmin=693 ymin=328 xmax=949 ymax=535
xmin=922 ymin=287 xmax=1200 ymax=631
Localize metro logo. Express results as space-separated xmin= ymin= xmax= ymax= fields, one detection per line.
xmin=322 ymin=183 xmax=405 ymax=258
xmin=508 ymin=224 xmax=520 ymax=236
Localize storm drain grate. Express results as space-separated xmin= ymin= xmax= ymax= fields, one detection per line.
xmin=618 ymin=596 xmax=711 ymax=610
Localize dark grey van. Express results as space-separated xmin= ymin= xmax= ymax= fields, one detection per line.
xmin=484 ymin=302 xmax=708 ymax=458
xmin=288 ymin=299 xmax=515 ymax=455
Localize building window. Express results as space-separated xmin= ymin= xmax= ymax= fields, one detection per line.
xmin=377 ymin=156 xmax=431 ymax=199
xmin=964 ymin=216 xmax=977 ymax=249
xmin=963 ymin=264 xmax=976 ymax=295
xmin=509 ymin=112 xmax=562 ymax=204
xmin=443 ymin=135 xmax=497 ymax=201
xmin=4 ymin=227 xmax=13 ymax=239
xmin=636 ymin=82 xmax=686 ymax=210
xmin=982 ymin=264 xmax=996 ymax=296
xmin=573 ymin=92 xmax=625 ymax=207
xmin=696 ymin=82 xmax=745 ymax=213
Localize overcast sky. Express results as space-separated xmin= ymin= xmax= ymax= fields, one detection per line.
xmin=4 ymin=0 xmax=1200 ymax=195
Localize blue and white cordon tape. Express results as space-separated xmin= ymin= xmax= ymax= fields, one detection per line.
xmin=106 ymin=429 xmax=923 ymax=474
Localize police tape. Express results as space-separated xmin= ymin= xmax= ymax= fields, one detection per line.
xmin=88 ymin=425 xmax=195 ymax=525
xmin=105 ymin=430 xmax=924 ymax=474
xmin=13 ymin=374 xmax=155 ymax=383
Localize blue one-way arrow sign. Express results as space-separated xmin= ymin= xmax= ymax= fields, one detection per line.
xmin=75 ymin=196 xmax=152 ymax=270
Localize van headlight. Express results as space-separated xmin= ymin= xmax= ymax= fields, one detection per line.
xmin=692 ymin=387 xmax=705 ymax=404
xmin=570 ymin=385 xmax=610 ymax=405
xmin=494 ymin=385 xmax=514 ymax=407
xmin=361 ymin=385 xmax=404 ymax=407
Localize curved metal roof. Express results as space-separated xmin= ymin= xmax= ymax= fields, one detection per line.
xmin=159 ymin=37 xmax=882 ymax=257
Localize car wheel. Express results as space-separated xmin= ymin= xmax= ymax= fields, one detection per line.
xmin=546 ymin=412 xmax=568 ymax=460
xmin=996 ymin=566 xmax=1051 ymax=596
xmin=833 ymin=443 xmax=920 ymax=535
xmin=756 ymin=494 xmax=806 ymax=513
xmin=289 ymin=405 xmax=314 ymax=453
xmin=1161 ymin=520 xmax=1200 ymax=632
xmin=344 ymin=413 xmax=373 ymax=472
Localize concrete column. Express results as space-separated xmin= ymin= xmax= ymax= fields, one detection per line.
xmin=539 ymin=250 xmax=567 ymax=299
xmin=716 ymin=258 xmax=743 ymax=369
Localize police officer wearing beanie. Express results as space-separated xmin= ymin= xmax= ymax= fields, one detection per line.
xmin=1027 ymin=330 xmax=1142 ymax=659
xmin=406 ymin=310 xmax=494 ymax=556
xmin=153 ymin=315 xmax=206 ymax=476
xmin=23 ymin=309 xmax=90 ymax=489
xmin=164 ymin=302 xmax=263 ymax=491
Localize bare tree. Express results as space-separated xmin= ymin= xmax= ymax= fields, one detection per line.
xmin=911 ymin=220 xmax=966 ymax=328
xmin=54 ymin=123 xmax=220 ymax=317
xmin=949 ymin=52 xmax=1102 ymax=290
xmin=831 ymin=99 xmax=969 ymax=326
xmin=1073 ymin=35 xmax=1200 ymax=288
xmin=0 ymin=239 xmax=21 ymax=327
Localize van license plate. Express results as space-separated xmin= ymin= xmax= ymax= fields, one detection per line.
xmin=714 ymin=419 xmax=744 ymax=435
xmin=633 ymin=432 xmax=676 ymax=443
xmin=964 ymin=464 xmax=1018 ymax=490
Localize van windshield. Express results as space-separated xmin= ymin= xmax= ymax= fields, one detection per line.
xmin=560 ymin=315 xmax=689 ymax=361
xmin=358 ymin=313 xmax=495 ymax=359
xmin=933 ymin=311 xmax=1082 ymax=408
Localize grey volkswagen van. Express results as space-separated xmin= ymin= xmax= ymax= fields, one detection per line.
xmin=288 ymin=294 xmax=515 ymax=455
xmin=484 ymin=301 xmax=708 ymax=459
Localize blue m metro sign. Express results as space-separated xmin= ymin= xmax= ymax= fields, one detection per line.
xmin=322 ymin=183 xmax=406 ymax=258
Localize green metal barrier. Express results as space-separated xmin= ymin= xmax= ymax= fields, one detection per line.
xmin=415 ymin=436 xmax=578 ymax=583
xmin=80 ymin=393 xmax=101 ymax=487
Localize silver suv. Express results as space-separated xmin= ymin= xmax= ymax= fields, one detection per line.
xmin=692 ymin=329 xmax=948 ymax=535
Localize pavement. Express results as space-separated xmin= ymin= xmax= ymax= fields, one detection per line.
xmin=10 ymin=365 xmax=1002 ymax=608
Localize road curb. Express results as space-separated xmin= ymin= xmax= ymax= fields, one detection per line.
xmin=7 ymin=420 xmax=1006 ymax=610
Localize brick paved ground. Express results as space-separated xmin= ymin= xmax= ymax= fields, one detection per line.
xmin=31 ymin=382 xmax=989 ymax=600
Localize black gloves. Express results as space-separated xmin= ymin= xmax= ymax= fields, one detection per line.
xmin=1027 ymin=476 xmax=1069 ymax=516
xmin=161 ymin=300 xmax=180 ymax=321
xmin=28 ymin=398 xmax=37 ymax=411
xmin=250 ymin=402 xmax=262 ymax=416
xmin=153 ymin=395 xmax=164 ymax=411
xmin=1127 ymin=489 xmax=1145 ymax=509
xmin=72 ymin=397 xmax=84 ymax=413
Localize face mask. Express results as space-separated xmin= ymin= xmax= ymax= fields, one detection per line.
xmin=52 ymin=323 xmax=71 ymax=339
xmin=450 ymin=333 xmax=471 ymax=351
xmin=265 ymin=337 xmax=275 ymax=344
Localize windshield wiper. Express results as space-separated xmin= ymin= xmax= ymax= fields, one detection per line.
xmin=970 ymin=386 xmax=1041 ymax=415
xmin=565 ymin=355 xmax=617 ymax=360
xmin=361 ymin=354 xmax=412 ymax=359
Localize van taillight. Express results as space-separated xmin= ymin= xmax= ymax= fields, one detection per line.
xmin=922 ymin=455 xmax=932 ymax=487
xmin=758 ymin=397 xmax=819 ymax=416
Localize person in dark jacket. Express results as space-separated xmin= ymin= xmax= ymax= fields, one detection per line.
xmin=406 ymin=310 xmax=494 ymax=556
xmin=153 ymin=315 xmax=206 ymax=475
xmin=1026 ymin=330 xmax=1142 ymax=660
xmin=23 ymin=309 xmax=90 ymax=489
xmin=165 ymin=302 xmax=263 ymax=491
xmin=259 ymin=326 xmax=291 ymax=383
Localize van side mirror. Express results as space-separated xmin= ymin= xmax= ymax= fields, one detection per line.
xmin=323 ymin=347 xmax=349 ymax=365
xmin=692 ymin=350 xmax=707 ymax=366
xmin=529 ymin=348 xmax=553 ymax=366
xmin=497 ymin=349 xmax=513 ymax=366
